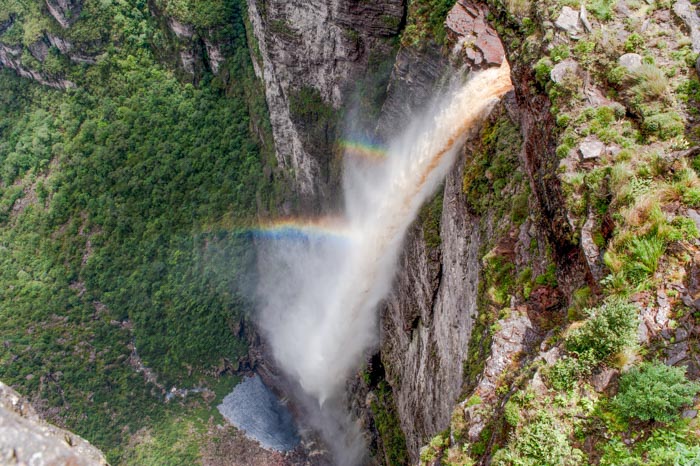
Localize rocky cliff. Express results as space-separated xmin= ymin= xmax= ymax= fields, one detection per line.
xmin=246 ymin=0 xmax=700 ymax=463
xmin=0 ymin=381 xmax=108 ymax=466
xmin=245 ymin=0 xmax=405 ymax=212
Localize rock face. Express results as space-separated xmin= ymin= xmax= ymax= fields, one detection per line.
xmin=0 ymin=42 xmax=76 ymax=89
xmin=45 ymin=0 xmax=83 ymax=29
xmin=380 ymin=155 xmax=481 ymax=460
xmin=445 ymin=0 xmax=505 ymax=67
xmin=0 ymin=381 xmax=107 ymax=466
xmin=245 ymin=0 xmax=404 ymax=211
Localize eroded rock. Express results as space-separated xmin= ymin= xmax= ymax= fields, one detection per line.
xmin=0 ymin=381 xmax=107 ymax=465
xmin=555 ymin=6 xmax=582 ymax=37
xmin=674 ymin=0 xmax=700 ymax=53
xmin=45 ymin=0 xmax=82 ymax=29
xmin=446 ymin=1 xmax=505 ymax=67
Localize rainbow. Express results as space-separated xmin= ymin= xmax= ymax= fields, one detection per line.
xmin=339 ymin=139 xmax=387 ymax=161
xmin=249 ymin=218 xmax=351 ymax=242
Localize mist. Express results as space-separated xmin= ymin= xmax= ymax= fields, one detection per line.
xmin=255 ymin=63 xmax=512 ymax=464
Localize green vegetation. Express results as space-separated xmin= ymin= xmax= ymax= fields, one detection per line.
xmin=400 ymin=0 xmax=456 ymax=47
xmin=613 ymin=362 xmax=700 ymax=423
xmin=565 ymin=299 xmax=638 ymax=362
xmin=420 ymin=190 xmax=444 ymax=249
xmin=371 ymin=381 xmax=409 ymax=466
xmin=492 ymin=411 xmax=584 ymax=465
xmin=0 ymin=0 xmax=272 ymax=463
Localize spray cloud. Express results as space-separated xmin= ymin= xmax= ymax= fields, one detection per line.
xmin=256 ymin=63 xmax=513 ymax=463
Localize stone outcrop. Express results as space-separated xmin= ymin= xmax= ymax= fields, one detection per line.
xmin=0 ymin=381 xmax=107 ymax=465
xmin=45 ymin=0 xmax=83 ymax=29
xmin=0 ymin=42 xmax=76 ymax=89
xmin=445 ymin=0 xmax=505 ymax=67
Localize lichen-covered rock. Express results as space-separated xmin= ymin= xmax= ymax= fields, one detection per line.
xmin=0 ymin=381 xmax=107 ymax=465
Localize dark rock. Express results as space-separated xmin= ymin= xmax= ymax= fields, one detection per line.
xmin=676 ymin=327 xmax=689 ymax=342
xmin=591 ymin=368 xmax=617 ymax=392
xmin=667 ymin=341 xmax=689 ymax=366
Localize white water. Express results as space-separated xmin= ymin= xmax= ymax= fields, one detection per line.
xmin=257 ymin=63 xmax=512 ymax=463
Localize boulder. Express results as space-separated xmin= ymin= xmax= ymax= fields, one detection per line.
xmin=578 ymin=136 xmax=605 ymax=160
xmin=618 ymin=53 xmax=643 ymax=71
xmin=550 ymin=58 xmax=580 ymax=84
xmin=555 ymin=6 xmax=581 ymax=37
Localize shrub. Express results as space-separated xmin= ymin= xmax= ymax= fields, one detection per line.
xmin=492 ymin=412 xmax=584 ymax=465
xmin=642 ymin=112 xmax=684 ymax=140
xmin=546 ymin=349 xmax=598 ymax=391
xmin=613 ymin=362 xmax=700 ymax=423
xmin=504 ymin=400 xmax=520 ymax=427
xmin=566 ymin=299 xmax=639 ymax=362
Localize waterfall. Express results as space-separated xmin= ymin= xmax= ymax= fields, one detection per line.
xmin=256 ymin=62 xmax=513 ymax=464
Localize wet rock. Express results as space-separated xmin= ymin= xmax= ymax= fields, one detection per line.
xmin=618 ymin=53 xmax=643 ymax=71
xmin=446 ymin=1 xmax=505 ymax=67
xmin=667 ymin=341 xmax=689 ymax=366
xmin=674 ymin=0 xmax=700 ymax=53
xmin=578 ymin=136 xmax=605 ymax=160
xmin=555 ymin=6 xmax=582 ymax=37
xmin=0 ymin=381 xmax=107 ymax=465
xmin=591 ymin=368 xmax=617 ymax=392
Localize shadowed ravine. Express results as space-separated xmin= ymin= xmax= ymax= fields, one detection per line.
xmin=255 ymin=62 xmax=513 ymax=465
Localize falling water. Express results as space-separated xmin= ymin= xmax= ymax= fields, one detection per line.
xmin=256 ymin=62 xmax=513 ymax=463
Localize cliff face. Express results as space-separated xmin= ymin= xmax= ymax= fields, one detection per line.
xmin=245 ymin=0 xmax=405 ymax=211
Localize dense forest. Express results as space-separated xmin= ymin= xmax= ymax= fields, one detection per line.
xmin=0 ymin=0 xmax=273 ymax=462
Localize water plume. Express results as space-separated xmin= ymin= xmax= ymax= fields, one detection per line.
xmin=256 ymin=62 xmax=512 ymax=463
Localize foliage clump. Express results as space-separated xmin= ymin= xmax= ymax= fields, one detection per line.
xmin=566 ymin=298 xmax=638 ymax=362
xmin=613 ymin=362 xmax=700 ymax=424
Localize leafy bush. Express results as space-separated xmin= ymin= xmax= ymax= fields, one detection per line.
xmin=566 ymin=299 xmax=638 ymax=362
xmin=492 ymin=412 xmax=584 ymax=466
xmin=613 ymin=362 xmax=700 ymax=423
xmin=546 ymin=349 xmax=597 ymax=391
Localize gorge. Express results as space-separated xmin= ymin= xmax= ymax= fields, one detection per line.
xmin=1 ymin=0 xmax=700 ymax=465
